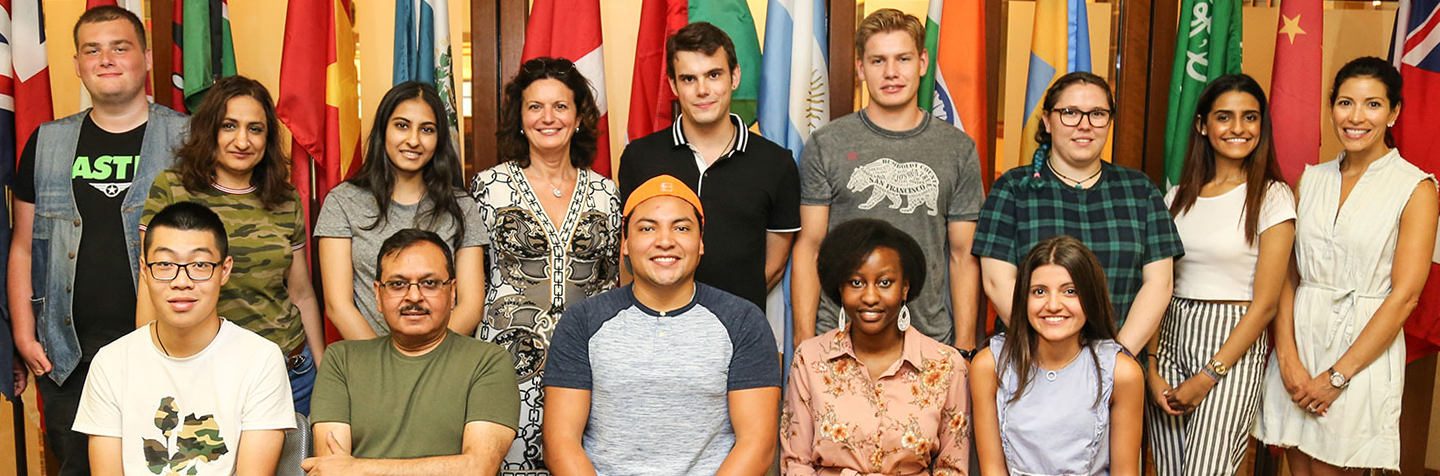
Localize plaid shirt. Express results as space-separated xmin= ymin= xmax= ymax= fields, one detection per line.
xmin=974 ymin=161 xmax=1184 ymax=327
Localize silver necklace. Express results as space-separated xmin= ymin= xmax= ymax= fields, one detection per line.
xmin=1043 ymin=349 xmax=1083 ymax=381
xmin=541 ymin=171 xmax=571 ymax=198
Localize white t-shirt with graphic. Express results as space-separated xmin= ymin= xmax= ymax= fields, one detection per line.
xmin=73 ymin=319 xmax=296 ymax=475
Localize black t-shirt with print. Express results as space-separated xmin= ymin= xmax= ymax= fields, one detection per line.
xmin=15 ymin=116 xmax=146 ymax=360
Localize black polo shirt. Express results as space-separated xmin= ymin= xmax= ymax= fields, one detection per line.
xmin=618 ymin=113 xmax=801 ymax=309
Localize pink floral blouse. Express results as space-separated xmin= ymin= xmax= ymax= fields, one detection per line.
xmin=782 ymin=327 xmax=970 ymax=476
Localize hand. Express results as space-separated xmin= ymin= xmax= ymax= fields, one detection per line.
xmin=15 ymin=336 xmax=51 ymax=377
xmin=12 ymin=361 xmax=28 ymax=396
xmin=301 ymin=433 xmax=355 ymax=475
xmin=1145 ymin=366 xmax=1183 ymax=416
xmin=1277 ymin=356 xmax=1310 ymax=400
xmin=1293 ymin=372 xmax=1342 ymax=417
xmin=1165 ymin=373 xmax=1217 ymax=414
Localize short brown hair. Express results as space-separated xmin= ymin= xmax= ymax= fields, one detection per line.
xmin=854 ymin=8 xmax=924 ymax=57
xmin=666 ymin=23 xmax=738 ymax=80
xmin=74 ymin=5 xmax=148 ymax=50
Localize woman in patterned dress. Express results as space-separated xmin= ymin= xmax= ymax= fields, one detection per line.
xmin=782 ymin=218 xmax=969 ymax=475
xmin=470 ymin=57 xmax=621 ymax=475
xmin=137 ymin=75 xmax=324 ymax=413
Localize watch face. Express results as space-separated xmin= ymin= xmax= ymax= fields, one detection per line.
xmin=1330 ymin=372 xmax=1346 ymax=387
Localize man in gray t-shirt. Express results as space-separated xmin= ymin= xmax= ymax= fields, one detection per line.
xmin=791 ymin=8 xmax=984 ymax=354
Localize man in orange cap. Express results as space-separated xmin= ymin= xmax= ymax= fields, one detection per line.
xmin=543 ymin=176 xmax=780 ymax=476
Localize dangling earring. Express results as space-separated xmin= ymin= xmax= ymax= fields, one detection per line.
xmin=897 ymin=304 xmax=911 ymax=332
xmin=837 ymin=312 xmax=848 ymax=332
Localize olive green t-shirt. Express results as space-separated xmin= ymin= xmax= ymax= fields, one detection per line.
xmin=142 ymin=168 xmax=307 ymax=353
xmin=310 ymin=332 xmax=520 ymax=459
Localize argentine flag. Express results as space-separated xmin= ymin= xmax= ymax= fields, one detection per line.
xmin=758 ymin=0 xmax=829 ymax=377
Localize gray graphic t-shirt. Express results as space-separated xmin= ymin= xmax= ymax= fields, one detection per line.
xmin=800 ymin=110 xmax=984 ymax=345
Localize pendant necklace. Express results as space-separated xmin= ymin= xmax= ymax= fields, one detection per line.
xmin=153 ymin=324 xmax=171 ymax=357
xmin=541 ymin=171 xmax=571 ymax=198
xmin=1043 ymin=348 xmax=1083 ymax=382
xmin=1048 ymin=160 xmax=1101 ymax=190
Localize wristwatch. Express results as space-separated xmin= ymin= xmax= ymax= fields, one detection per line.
xmin=1207 ymin=359 xmax=1230 ymax=379
xmin=1327 ymin=367 xmax=1350 ymax=389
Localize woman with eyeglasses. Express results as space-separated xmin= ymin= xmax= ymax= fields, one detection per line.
xmin=138 ymin=75 xmax=324 ymax=413
xmin=973 ymin=72 xmax=1183 ymax=355
xmin=469 ymin=56 xmax=621 ymax=472
xmin=315 ymin=82 xmax=487 ymax=341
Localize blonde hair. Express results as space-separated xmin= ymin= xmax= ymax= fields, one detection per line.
xmin=854 ymin=8 xmax=925 ymax=57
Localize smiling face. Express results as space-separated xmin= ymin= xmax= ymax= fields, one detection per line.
xmin=669 ymin=49 xmax=739 ymax=128
xmin=385 ymin=98 xmax=440 ymax=176
xmin=1331 ymin=76 xmax=1400 ymax=157
xmin=521 ymin=78 xmax=578 ymax=157
xmin=857 ymin=30 xmax=927 ymax=113
xmin=839 ymin=247 xmax=909 ymax=338
xmin=74 ymin=19 xmax=151 ymax=104
xmin=374 ymin=242 xmax=455 ymax=341
xmin=622 ymin=196 xmax=704 ymax=291
xmin=143 ymin=227 xmax=233 ymax=331
xmin=213 ymin=96 xmax=268 ymax=182
xmin=1042 ymin=83 xmax=1111 ymax=166
xmin=1201 ymin=91 xmax=1263 ymax=161
xmin=1026 ymin=264 xmax=1086 ymax=345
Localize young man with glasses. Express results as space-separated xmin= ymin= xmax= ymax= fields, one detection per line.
xmin=790 ymin=8 xmax=985 ymax=355
xmin=305 ymin=229 xmax=519 ymax=475
xmin=72 ymin=202 xmax=295 ymax=475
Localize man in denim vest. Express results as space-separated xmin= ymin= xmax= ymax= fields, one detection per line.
xmin=6 ymin=6 xmax=187 ymax=475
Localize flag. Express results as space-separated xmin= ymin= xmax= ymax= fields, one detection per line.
xmin=523 ymin=0 xmax=612 ymax=177
xmin=627 ymin=0 xmax=763 ymax=140
xmin=920 ymin=0 xmax=989 ymax=179
xmin=394 ymin=0 xmax=459 ymax=141
xmin=1270 ymin=0 xmax=1322 ymax=184
xmin=1019 ymin=0 xmax=1091 ymax=165
xmin=757 ymin=0 xmax=828 ymax=376
xmin=278 ymin=0 xmax=361 ymax=345
xmin=171 ymin=0 xmax=237 ymax=113
xmin=1392 ymin=0 xmax=1440 ymax=361
xmin=1162 ymin=0 xmax=1242 ymax=186
xmin=82 ymin=0 xmax=147 ymax=108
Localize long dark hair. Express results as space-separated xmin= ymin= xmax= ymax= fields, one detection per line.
xmin=345 ymin=81 xmax=467 ymax=239
xmin=496 ymin=57 xmax=600 ymax=168
xmin=173 ymin=75 xmax=293 ymax=210
xmin=1330 ymin=56 xmax=1404 ymax=148
xmin=1169 ymin=74 xmax=1289 ymax=244
xmin=1000 ymin=235 xmax=1118 ymax=407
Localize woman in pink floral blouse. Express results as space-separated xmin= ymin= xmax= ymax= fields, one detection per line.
xmin=782 ymin=219 xmax=970 ymax=476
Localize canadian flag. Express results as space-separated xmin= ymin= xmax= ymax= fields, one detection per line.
xmin=522 ymin=0 xmax=611 ymax=177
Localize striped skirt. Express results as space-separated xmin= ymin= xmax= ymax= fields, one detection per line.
xmin=1146 ymin=297 xmax=1268 ymax=476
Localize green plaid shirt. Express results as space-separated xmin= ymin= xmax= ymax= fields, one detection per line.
xmin=974 ymin=161 xmax=1183 ymax=327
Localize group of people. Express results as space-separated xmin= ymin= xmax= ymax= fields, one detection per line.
xmin=6 ymin=5 xmax=1434 ymax=476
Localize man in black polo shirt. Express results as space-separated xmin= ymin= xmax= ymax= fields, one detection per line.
xmin=617 ymin=22 xmax=801 ymax=322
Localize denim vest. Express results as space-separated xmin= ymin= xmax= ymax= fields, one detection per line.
xmin=30 ymin=103 xmax=187 ymax=385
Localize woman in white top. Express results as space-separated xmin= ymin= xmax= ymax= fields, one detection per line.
xmin=1253 ymin=57 xmax=1436 ymax=474
xmin=1145 ymin=74 xmax=1295 ymax=476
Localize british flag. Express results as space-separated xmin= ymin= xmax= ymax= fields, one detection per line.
xmin=1392 ymin=0 xmax=1440 ymax=361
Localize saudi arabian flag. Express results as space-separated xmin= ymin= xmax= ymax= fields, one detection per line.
xmin=1163 ymin=0 xmax=1242 ymax=186
xmin=180 ymin=0 xmax=237 ymax=112
xmin=690 ymin=0 xmax=763 ymax=125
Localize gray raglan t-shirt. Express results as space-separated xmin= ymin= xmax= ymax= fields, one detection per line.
xmin=800 ymin=110 xmax=985 ymax=345
xmin=545 ymin=284 xmax=781 ymax=476
xmin=313 ymin=182 xmax=488 ymax=335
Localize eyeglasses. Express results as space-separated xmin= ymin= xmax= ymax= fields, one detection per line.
xmin=146 ymin=261 xmax=222 ymax=282
xmin=378 ymin=279 xmax=454 ymax=297
xmin=1051 ymin=107 xmax=1113 ymax=128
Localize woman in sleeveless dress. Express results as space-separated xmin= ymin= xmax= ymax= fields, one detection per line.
xmin=972 ymin=235 xmax=1143 ymax=476
xmin=1253 ymin=57 xmax=1437 ymax=473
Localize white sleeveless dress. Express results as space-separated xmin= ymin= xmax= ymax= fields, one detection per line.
xmin=1252 ymin=149 xmax=1434 ymax=470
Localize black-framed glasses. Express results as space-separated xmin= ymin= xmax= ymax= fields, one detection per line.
xmin=1051 ymin=107 xmax=1113 ymax=128
xmin=378 ymin=279 xmax=455 ymax=297
xmin=146 ymin=261 xmax=222 ymax=282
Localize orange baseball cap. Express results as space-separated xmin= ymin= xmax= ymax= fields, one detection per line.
xmin=623 ymin=175 xmax=704 ymax=223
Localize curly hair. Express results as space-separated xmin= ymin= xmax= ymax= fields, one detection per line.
xmin=816 ymin=218 xmax=927 ymax=305
xmin=172 ymin=75 xmax=293 ymax=210
xmin=496 ymin=57 xmax=601 ymax=169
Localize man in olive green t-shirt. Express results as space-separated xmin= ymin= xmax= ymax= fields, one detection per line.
xmin=303 ymin=229 xmax=519 ymax=475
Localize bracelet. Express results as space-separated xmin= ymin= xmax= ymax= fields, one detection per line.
xmin=1200 ymin=366 xmax=1222 ymax=382
xmin=957 ymin=348 xmax=977 ymax=360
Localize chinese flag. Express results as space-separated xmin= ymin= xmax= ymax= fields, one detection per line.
xmin=1270 ymin=0 xmax=1323 ymax=184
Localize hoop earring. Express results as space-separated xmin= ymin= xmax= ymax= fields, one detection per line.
xmin=897 ymin=304 xmax=911 ymax=332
